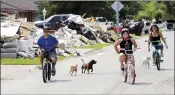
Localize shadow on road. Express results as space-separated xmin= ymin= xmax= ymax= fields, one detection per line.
xmin=143 ymin=67 xmax=174 ymax=71
xmin=134 ymin=82 xmax=152 ymax=86
xmin=50 ymin=79 xmax=72 ymax=83
xmin=160 ymin=68 xmax=174 ymax=71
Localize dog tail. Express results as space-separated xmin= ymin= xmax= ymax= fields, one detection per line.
xmin=81 ymin=59 xmax=85 ymax=64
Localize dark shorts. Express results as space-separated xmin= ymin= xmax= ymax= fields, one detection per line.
xmin=44 ymin=51 xmax=57 ymax=60
xmin=120 ymin=50 xmax=133 ymax=55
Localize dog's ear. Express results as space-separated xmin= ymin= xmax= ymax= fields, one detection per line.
xmin=93 ymin=60 xmax=96 ymax=62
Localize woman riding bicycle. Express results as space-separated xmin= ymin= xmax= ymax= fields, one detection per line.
xmin=148 ymin=24 xmax=168 ymax=65
xmin=114 ymin=28 xmax=137 ymax=73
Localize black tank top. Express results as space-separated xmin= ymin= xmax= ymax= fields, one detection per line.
xmin=120 ymin=38 xmax=133 ymax=50
xmin=150 ymin=32 xmax=160 ymax=45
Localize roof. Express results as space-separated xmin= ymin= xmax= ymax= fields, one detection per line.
xmin=0 ymin=0 xmax=38 ymax=11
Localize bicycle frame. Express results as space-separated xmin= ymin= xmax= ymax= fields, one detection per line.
xmin=120 ymin=48 xmax=137 ymax=84
xmin=152 ymin=44 xmax=161 ymax=60
xmin=33 ymin=45 xmax=59 ymax=83
xmin=123 ymin=50 xmax=133 ymax=77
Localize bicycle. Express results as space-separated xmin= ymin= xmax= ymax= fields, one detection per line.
xmin=145 ymin=38 xmax=166 ymax=71
xmin=33 ymin=46 xmax=59 ymax=83
xmin=120 ymin=48 xmax=139 ymax=85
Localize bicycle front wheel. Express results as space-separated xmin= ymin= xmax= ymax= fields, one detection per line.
xmin=129 ymin=64 xmax=136 ymax=85
xmin=43 ymin=63 xmax=48 ymax=83
xmin=155 ymin=53 xmax=160 ymax=71
xmin=123 ymin=65 xmax=127 ymax=82
xmin=48 ymin=63 xmax=52 ymax=81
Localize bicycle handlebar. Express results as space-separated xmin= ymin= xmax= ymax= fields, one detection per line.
xmin=120 ymin=48 xmax=140 ymax=55
xmin=33 ymin=46 xmax=59 ymax=52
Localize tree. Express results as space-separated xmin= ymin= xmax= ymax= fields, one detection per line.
xmin=163 ymin=1 xmax=175 ymax=19
xmin=35 ymin=1 xmax=57 ymax=19
xmin=134 ymin=1 xmax=167 ymax=20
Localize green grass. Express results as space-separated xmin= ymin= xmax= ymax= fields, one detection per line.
xmin=75 ymin=43 xmax=110 ymax=50
xmin=130 ymin=34 xmax=148 ymax=39
xmin=1 ymin=56 xmax=67 ymax=65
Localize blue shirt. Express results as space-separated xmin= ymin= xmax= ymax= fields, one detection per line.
xmin=37 ymin=35 xmax=58 ymax=52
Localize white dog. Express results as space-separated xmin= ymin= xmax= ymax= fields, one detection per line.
xmin=142 ymin=57 xmax=151 ymax=68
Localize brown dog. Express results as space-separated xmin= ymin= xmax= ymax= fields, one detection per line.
xmin=81 ymin=59 xmax=97 ymax=74
xmin=69 ymin=64 xmax=78 ymax=76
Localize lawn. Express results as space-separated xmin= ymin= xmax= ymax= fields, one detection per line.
xmin=1 ymin=56 xmax=67 ymax=65
xmin=75 ymin=43 xmax=111 ymax=50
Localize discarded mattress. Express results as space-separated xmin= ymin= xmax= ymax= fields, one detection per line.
xmin=3 ymin=39 xmax=18 ymax=48
xmin=18 ymin=47 xmax=30 ymax=52
xmin=1 ymin=53 xmax=17 ymax=58
xmin=1 ymin=48 xmax=18 ymax=53
xmin=1 ymin=34 xmax=20 ymax=42
xmin=18 ymin=39 xmax=33 ymax=47
xmin=1 ymin=22 xmax=21 ymax=37
xmin=18 ymin=46 xmax=36 ymax=52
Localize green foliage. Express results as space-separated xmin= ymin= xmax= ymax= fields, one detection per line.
xmin=134 ymin=1 xmax=169 ymax=20
xmin=35 ymin=1 xmax=175 ymax=22
xmin=35 ymin=1 xmax=57 ymax=19
xmin=163 ymin=1 xmax=175 ymax=20
xmin=36 ymin=1 xmax=116 ymax=21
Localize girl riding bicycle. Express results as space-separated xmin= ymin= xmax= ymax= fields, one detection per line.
xmin=148 ymin=24 xmax=168 ymax=65
xmin=114 ymin=28 xmax=138 ymax=73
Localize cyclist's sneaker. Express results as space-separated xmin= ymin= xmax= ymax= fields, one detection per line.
xmin=51 ymin=67 xmax=56 ymax=76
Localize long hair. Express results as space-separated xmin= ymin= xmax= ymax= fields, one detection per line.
xmin=150 ymin=24 xmax=159 ymax=32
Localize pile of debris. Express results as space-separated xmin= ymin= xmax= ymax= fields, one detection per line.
xmin=1 ymin=19 xmax=38 ymax=58
xmin=1 ymin=13 xmax=115 ymax=59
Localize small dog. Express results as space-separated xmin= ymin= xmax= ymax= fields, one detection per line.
xmin=142 ymin=57 xmax=151 ymax=68
xmin=69 ymin=64 xmax=78 ymax=76
xmin=81 ymin=59 xmax=97 ymax=74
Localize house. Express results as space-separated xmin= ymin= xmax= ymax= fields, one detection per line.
xmin=0 ymin=0 xmax=39 ymax=22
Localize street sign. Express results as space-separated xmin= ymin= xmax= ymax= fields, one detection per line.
xmin=111 ymin=0 xmax=124 ymax=38
xmin=111 ymin=1 xmax=124 ymax=12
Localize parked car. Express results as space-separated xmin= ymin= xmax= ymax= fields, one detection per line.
xmin=34 ymin=14 xmax=83 ymax=30
xmin=166 ymin=20 xmax=175 ymax=30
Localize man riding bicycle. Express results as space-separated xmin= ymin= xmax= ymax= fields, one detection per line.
xmin=148 ymin=24 xmax=168 ymax=65
xmin=37 ymin=27 xmax=59 ymax=76
xmin=114 ymin=28 xmax=138 ymax=74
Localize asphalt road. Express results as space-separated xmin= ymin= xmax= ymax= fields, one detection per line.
xmin=1 ymin=31 xmax=174 ymax=94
